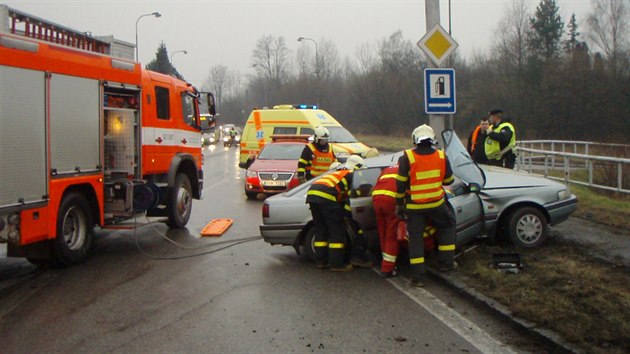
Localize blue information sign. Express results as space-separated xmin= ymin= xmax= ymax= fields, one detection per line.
xmin=424 ymin=68 xmax=456 ymax=114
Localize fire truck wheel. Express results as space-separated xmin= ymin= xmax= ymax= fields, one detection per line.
xmin=53 ymin=193 xmax=94 ymax=266
xmin=167 ymin=173 xmax=192 ymax=228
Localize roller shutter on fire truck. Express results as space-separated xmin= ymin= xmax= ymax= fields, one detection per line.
xmin=50 ymin=74 xmax=101 ymax=176
xmin=0 ymin=66 xmax=47 ymax=208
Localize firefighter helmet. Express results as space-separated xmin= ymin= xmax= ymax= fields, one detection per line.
xmin=345 ymin=155 xmax=365 ymax=170
xmin=314 ymin=126 xmax=330 ymax=142
xmin=329 ymin=161 xmax=342 ymax=170
xmin=412 ymin=124 xmax=435 ymax=144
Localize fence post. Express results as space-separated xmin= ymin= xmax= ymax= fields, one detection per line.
xmin=619 ymin=162 xmax=623 ymax=192
xmin=588 ymin=159 xmax=593 ymax=187
xmin=564 ymin=156 xmax=570 ymax=185
xmin=551 ymin=142 xmax=555 ymax=169
xmin=585 ymin=143 xmax=590 ymax=168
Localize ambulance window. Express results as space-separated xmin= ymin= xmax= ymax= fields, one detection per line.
xmin=181 ymin=93 xmax=196 ymax=126
xmin=301 ymin=128 xmax=314 ymax=136
xmin=155 ymin=86 xmax=170 ymax=120
xmin=273 ymin=127 xmax=297 ymax=135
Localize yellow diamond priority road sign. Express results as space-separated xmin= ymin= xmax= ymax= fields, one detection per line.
xmin=417 ymin=24 xmax=458 ymax=66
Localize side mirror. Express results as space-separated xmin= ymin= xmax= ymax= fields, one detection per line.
xmin=245 ymin=155 xmax=256 ymax=169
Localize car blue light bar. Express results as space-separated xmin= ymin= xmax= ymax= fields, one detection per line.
xmin=294 ymin=104 xmax=318 ymax=109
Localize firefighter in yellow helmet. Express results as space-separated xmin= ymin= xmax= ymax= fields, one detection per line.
xmin=396 ymin=124 xmax=457 ymax=287
xmin=297 ymin=126 xmax=338 ymax=184
xmin=305 ymin=155 xmax=368 ymax=271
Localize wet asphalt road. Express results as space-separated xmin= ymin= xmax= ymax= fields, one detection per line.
xmin=0 ymin=145 xmax=546 ymax=353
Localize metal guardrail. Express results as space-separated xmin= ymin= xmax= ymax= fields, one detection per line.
xmin=516 ymin=140 xmax=630 ymax=194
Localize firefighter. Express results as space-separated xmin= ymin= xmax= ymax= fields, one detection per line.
xmin=306 ymin=155 xmax=366 ymax=272
xmin=297 ymin=126 xmax=337 ymax=183
xmin=396 ymin=124 xmax=457 ymax=287
xmin=485 ymin=109 xmax=517 ymax=169
xmin=372 ymin=164 xmax=404 ymax=278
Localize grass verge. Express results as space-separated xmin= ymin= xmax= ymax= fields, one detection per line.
xmin=455 ymin=240 xmax=630 ymax=353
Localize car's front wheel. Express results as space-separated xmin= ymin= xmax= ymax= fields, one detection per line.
xmin=506 ymin=206 xmax=548 ymax=248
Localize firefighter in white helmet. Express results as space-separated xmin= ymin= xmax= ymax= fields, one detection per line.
xmin=305 ymin=155 xmax=371 ymax=271
xmin=395 ymin=124 xmax=457 ymax=287
xmin=297 ymin=126 xmax=338 ymax=184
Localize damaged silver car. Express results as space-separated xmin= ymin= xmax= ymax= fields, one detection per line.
xmin=260 ymin=130 xmax=578 ymax=259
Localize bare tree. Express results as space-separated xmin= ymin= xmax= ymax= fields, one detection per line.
xmin=494 ymin=0 xmax=531 ymax=72
xmin=202 ymin=64 xmax=233 ymax=109
xmin=252 ymin=35 xmax=290 ymax=83
xmin=587 ymin=0 xmax=630 ymax=73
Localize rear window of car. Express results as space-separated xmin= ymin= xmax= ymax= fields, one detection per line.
xmin=258 ymin=144 xmax=304 ymax=160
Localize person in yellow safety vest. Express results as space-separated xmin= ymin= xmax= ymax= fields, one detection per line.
xmin=372 ymin=164 xmax=405 ymax=278
xmin=305 ymin=155 xmax=370 ymax=272
xmin=484 ymin=109 xmax=517 ymax=169
xmin=297 ymin=126 xmax=338 ymax=184
xmin=396 ymin=124 xmax=458 ymax=287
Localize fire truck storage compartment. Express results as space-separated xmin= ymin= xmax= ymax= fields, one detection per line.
xmin=50 ymin=74 xmax=100 ymax=175
xmin=103 ymin=83 xmax=140 ymax=179
xmin=0 ymin=66 xmax=47 ymax=209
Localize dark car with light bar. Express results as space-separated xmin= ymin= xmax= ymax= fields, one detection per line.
xmin=244 ymin=135 xmax=311 ymax=199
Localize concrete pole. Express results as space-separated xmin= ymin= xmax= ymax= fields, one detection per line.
xmin=425 ymin=0 xmax=449 ymax=148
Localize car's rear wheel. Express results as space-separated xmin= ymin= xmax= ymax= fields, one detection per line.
xmin=301 ymin=227 xmax=318 ymax=261
xmin=506 ymin=206 xmax=548 ymax=248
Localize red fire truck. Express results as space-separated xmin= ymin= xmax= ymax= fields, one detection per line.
xmin=0 ymin=8 xmax=215 ymax=265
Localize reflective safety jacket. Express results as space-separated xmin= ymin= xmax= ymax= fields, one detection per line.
xmin=372 ymin=166 xmax=404 ymax=203
xmin=306 ymin=169 xmax=353 ymax=204
xmin=485 ymin=121 xmax=516 ymax=161
xmin=297 ymin=143 xmax=336 ymax=180
xmin=396 ymin=148 xmax=454 ymax=210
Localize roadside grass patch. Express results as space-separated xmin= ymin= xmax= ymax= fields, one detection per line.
xmin=570 ymin=185 xmax=630 ymax=230
xmin=457 ymin=240 xmax=630 ymax=353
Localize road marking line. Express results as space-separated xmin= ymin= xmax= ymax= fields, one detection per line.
xmin=383 ymin=271 xmax=517 ymax=354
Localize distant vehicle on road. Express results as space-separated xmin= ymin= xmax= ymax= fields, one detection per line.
xmin=244 ymin=135 xmax=310 ymax=199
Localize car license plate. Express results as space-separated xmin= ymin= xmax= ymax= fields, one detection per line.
xmin=262 ymin=180 xmax=287 ymax=187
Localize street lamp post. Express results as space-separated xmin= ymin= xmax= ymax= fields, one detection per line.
xmin=135 ymin=12 xmax=161 ymax=61
xmin=170 ymin=50 xmax=188 ymax=64
xmin=297 ymin=36 xmax=319 ymax=106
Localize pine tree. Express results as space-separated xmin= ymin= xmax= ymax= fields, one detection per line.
xmin=145 ymin=42 xmax=183 ymax=79
xmin=528 ymin=0 xmax=565 ymax=61
xmin=564 ymin=13 xmax=580 ymax=52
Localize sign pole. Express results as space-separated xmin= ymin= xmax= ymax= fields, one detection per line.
xmin=425 ymin=0 xmax=447 ymax=147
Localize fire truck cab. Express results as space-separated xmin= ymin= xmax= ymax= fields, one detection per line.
xmin=0 ymin=7 xmax=215 ymax=266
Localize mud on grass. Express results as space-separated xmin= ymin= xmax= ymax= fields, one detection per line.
xmin=454 ymin=238 xmax=630 ymax=354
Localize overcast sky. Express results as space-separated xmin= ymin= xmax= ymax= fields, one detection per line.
xmin=3 ymin=0 xmax=592 ymax=88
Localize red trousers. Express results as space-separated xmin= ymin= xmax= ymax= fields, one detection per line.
xmin=373 ymin=197 xmax=400 ymax=272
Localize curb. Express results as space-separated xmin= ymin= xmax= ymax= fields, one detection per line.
xmin=426 ymin=267 xmax=584 ymax=354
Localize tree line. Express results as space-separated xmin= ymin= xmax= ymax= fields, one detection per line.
xmin=153 ymin=0 xmax=630 ymax=143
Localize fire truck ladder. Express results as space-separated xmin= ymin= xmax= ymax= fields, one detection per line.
xmin=1 ymin=5 xmax=109 ymax=54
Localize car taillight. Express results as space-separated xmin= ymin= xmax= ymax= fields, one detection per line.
xmin=262 ymin=202 xmax=269 ymax=218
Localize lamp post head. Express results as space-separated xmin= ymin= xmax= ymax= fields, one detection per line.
xmin=153 ymin=12 xmax=162 ymax=18
xmin=297 ymin=37 xmax=304 ymax=42
xmin=183 ymin=50 xmax=188 ymax=55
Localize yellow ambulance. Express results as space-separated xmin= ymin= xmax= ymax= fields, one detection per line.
xmin=239 ymin=104 xmax=379 ymax=168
